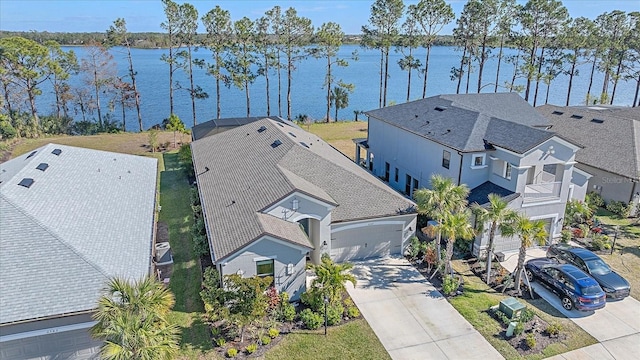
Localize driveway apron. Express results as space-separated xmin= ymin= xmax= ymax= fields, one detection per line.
xmin=347 ymin=257 xmax=504 ymax=360
xmin=501 ymin=248 xmax=640 ymax=360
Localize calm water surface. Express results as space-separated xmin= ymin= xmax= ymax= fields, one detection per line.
xmin=35 ymin=45 xmax=637 ymax=131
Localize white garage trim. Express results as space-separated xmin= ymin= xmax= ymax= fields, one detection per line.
xmin=332 ymin=220 xmax=408 ymax=233
xmin=0 ymin=321 xmax=96 ymax=342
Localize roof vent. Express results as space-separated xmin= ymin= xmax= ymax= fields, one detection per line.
xmin=26 ymin=151 xmax=37 ymax=159
xmin=591 ymin=118 xmax=604 ymax=124
xmin=300 ymin=142 xmax=309 ymax=148
xmin=18 ymin=178 xmax=34 ymax=188
xmin=434 ymin=106 xmax=447 ymax=112
xmin=257 ymin=126 xmax=267 ymax=133
xmin=277 ymin=122 xmax=285 ymax=127
xmin=570 ymin=114 xmax=583 ymax=119
xmin=36 ymin=163 xmax=49 ymax=171
xmin=288 ymin=132 xmax=297 ymax=138
xmin=552 ymin=110 xmax=564 ymax=115
xmin=52 ymin=149 xmax=62 ymax=156
xmin=271 ymin=140 xmax=282 ymax=148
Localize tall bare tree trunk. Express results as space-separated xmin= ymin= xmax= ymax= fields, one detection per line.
xmin=494 ymin=35 xmax=505 ymax=93
xmin=586 ymin=53 xmax=598 ymax=105
xmin=215 ymin=54 xmax=221 ymax=119
xmin=533 ymin=47 xmax=546 ymax=107
xmin=379 ymin=50 xmax=384 ymax=107
xmin=168 ymin=41 xmax=174 ymax=115
xmin=277 ymin=49 xmax=282 ymax=117
xmin=125 ymin=46 xmax=142 ymax=131
xmin=456 ymin=46 xmax=467 ymax=94
xmin=566 ymin=52 xmax=578 ymax=106
xmin=264 ymin=53 xmax=271 ymax=116
xmin=326 ymin=56 xmax=332 ymax=122
xmin=634 ymin=75 xmax=640 ymax=107
xmin=514 ymin=242 xmax=527 ymax=294
xmin=383 ymin=49 xmax=390 ymax=107
xmin=610 ymin=55 xmax=624 ymax=104
xmin=188 ymin=46 xmax=196 ymax=126
xmin=422 ymin=45 xmax=432 ymax=98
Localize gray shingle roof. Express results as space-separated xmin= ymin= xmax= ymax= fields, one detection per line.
xmin=365 ymin=93 xmax=557 ymax=154
xmin=0 ymin=144 xmax=157 ymax=324
xmin=467 ymin=181 xmax=520 ymax=206
xmin=191 ymin=116 xmax=284 ymax=141
xmin=191 ymin=119 xmax=415 ymax=262
xmin=537 ymin=105 xmax=640 ymax=180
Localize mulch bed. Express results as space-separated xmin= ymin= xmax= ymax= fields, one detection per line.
xmin=488 ymin=308 xmax=566 ymax=356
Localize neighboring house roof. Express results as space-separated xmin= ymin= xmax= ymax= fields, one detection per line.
xmin=0 ymin=144 xmax=157 ymax=325
xmin=365 ymin=93 xmax=560 ymax=154
xmin=537 ymin=105 xmax=640 ymax=180
xmin=191 ymin=116 xmax=285 ymax=141
xmin=467 ymin=181 xmax=519 ymax=207
xmin=191 ymin=118 xmax=415 ymax=262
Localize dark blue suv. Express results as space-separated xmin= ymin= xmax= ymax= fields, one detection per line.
xmin=525 ymin=258 xmax=606 ymax=311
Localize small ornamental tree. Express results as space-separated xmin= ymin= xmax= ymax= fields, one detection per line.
xmin=164 ymin=113 xmax=186 ymax=148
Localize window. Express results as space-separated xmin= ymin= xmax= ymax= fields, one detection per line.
xmin=412 ymin=178 xmax=419 ymax=193
xmin=256 ymin=260 xmax=274 ymax=278
xmin=405 ymin=175 xmax=412 ymax=195
xmin=442 ymin=150 xmax=451 ymax=169
xmin=472 ymin=154 xmax=485 ymax=168
xmin=369 ymin=153 xmax=374 ymax=171
xmin=504 ymin=162 xmax=512 ymax=180
xmin=394 ymin=168 xmax=399 ymax=182
xmin=384 ymin=162 xmax=390 ymax=181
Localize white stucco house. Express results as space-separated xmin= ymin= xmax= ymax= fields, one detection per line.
xmin=0 ymin=144 xmax=158 ymax=360
xmin=356 ymin=93 xmax=590 ymax=255
xmin=537 ymin=105 xmax=640 ymax=211
xmin=191 ymin=118 xmax=416 ymax=300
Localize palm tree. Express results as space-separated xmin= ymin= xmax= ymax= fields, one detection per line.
xmin=91 ymin=277 xmax=180 ymax=360
xmin=309 ymin=254 xmax=357 ymax=303
xmin=414 ymin=175 xmax=469 ymax=261
xmin=472 ymin=193 xmax=518 ymax=284
xmin=438 ymin=209 xmax=475 ymax=275
xmin=502 ymin=215 xmax=548 ymax=294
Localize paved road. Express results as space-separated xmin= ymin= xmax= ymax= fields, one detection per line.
xmin=346 ymin=257 xmax=504 ymax=360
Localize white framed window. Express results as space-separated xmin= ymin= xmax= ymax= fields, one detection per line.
xmin=442 ymin=150 xmax=451 ymax=169
xmin=504 ymin=162 xmax=512 ymax=180
xmin=471 ymin=154 xmax=486 ymax=168
xmin=256 ymin=259 xmax=274 ymax=278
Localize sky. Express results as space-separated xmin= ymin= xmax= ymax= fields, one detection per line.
xmin=0 ymin=0 xmax=638 ymax=35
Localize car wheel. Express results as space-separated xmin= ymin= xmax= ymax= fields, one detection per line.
xmin=561 ymin=296 xmax=573 ymax=311
xmin=526 ymin=270 xmax=535 ymax=282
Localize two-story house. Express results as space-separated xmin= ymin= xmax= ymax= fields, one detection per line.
xmin=356 ymin=93 xmax=590 ymax=255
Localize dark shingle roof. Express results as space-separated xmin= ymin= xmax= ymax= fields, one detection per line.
xmin=467 ymin=181 xmax=519 ymax=206
xmin=537 ymin=105 xmax=640 ymax=180
xmin=192 ymin=116 xmax=284 ymax=140
xmin=365 ymin=93 xmax=557 ymax=154
xmin=191 ymin=119 xmax=415 ymax=262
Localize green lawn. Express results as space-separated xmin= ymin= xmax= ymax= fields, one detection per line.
xmin=595 ymin=208 xmax=640 ymax=300
xmin=158 ymin=152 xmax=213 ymax=358
xmin=450 ymin=261 xmax=597 ymax=360
xmin=264 ymin=319 xmax=390 ymax=360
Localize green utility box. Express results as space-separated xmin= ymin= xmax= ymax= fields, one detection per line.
xmin=499 ymin=297 xmax=526 ymax=319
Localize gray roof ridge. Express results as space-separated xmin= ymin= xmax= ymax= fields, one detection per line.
xmin=256 ymin=213 xmax=313 ymax=248
xmin=0 ymin=193 xmax=112 ymax=280
xmin=274 ymin=165 xmax=338 ymax=205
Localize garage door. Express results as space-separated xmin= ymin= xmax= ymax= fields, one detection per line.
xmin=331 ymin=223 xmax=403 ymax=262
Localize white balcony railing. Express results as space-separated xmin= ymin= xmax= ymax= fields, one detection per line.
xmin=523 ymin=181 xmax=562 ymax=202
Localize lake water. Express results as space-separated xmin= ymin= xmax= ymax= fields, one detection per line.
xmin=35 ymin=45 xmax=637 ymax=132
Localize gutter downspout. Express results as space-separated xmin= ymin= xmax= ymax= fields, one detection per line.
xmin=457 ymin=151 xmax=464 ymax=186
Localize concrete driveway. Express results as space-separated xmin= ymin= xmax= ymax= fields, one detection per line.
xmin=346 ymin=256 xmax=503 ymax=360
xmin=500 ymin=249 xmax=640 ymax=359
xmin=531 ymin=281 xmax=640 ymax=360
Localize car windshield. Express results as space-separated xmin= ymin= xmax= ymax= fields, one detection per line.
xmin=585 ymin=259 xmax=611 ymax=275
xmin=580 ymin=285 xmax=603 ymax=295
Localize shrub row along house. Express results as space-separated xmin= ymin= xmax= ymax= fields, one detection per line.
xmin=0 ymin=144 xmax=157 ymax=359
xmin=356 ymin=93 xmax=591 ymax=255
xmin=190 ymin=117 xmax=417 ymax=300
xmin=537 ymin=105 xmax=640 ymax=212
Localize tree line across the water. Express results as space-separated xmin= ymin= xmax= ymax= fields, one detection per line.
xmin=1 ymin=0 xmax=638 ymax=141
